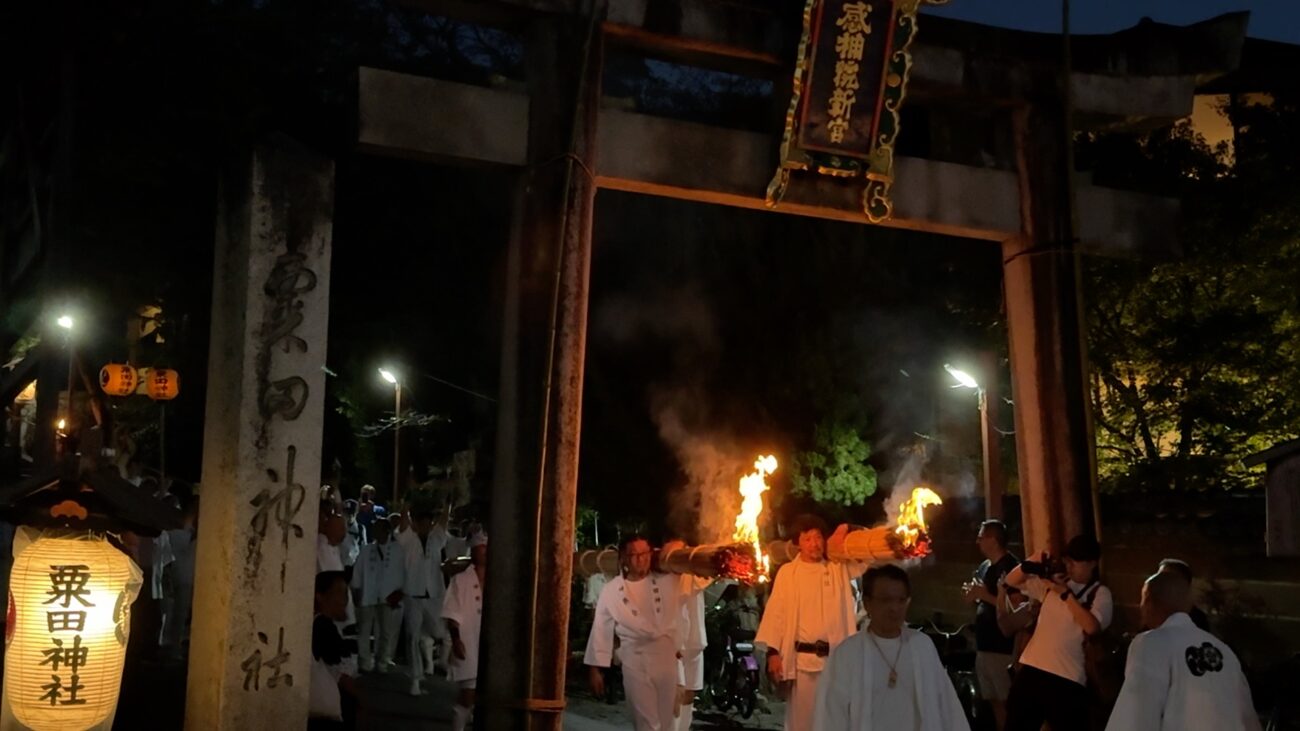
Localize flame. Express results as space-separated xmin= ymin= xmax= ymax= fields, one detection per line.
xmin=894 ymin=486 xmax=943 ymax=557
xmin=733 ymin=455 xmax=777 ymax=582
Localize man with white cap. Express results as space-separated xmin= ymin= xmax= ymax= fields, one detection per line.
xmin=443 ymin=532 xmax=487 ymax=731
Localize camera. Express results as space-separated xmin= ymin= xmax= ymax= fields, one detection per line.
xmin=1020 ymin=555 xmax=1066 ymax=578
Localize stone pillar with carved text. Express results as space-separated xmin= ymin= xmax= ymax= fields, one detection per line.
xmin=185 ymin=138 xmax=333 ymax=729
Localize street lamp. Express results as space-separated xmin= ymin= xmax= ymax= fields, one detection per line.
xmin=945 ymin=360 xmax=1004 ymax=519
xmin=378 ymin=368 xmax=402 ymax=503
xmin=944 ymin=363 xmax=979 ymax=390
xmin=56 ymin=314 xmax=76 ymax=455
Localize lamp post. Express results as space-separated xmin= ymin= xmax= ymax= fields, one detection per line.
xmin=379 ymin=368 xmax=402 ymax=503
xmin=945 ymin=359 xmax=1005 ymax=519
xmin=56 ymin=315 xmax=75 ymax=456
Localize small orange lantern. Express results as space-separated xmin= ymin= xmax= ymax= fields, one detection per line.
xmin=98 ymin=364 xmax=138 ymax=397
xmin=146 ymin=369 xmax=179 ymax=401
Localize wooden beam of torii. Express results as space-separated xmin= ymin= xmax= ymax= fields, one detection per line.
xmin=359 ymin=5 xmax=1245 ymax=729
xmin=398 ymin=0 xmax=1246 ymax=117
xmin=358 ymin=67 xmax=1177 ymax=254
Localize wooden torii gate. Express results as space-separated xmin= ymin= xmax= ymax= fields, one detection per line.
xmin=359 ymin=2 xmax=1246 ymax=727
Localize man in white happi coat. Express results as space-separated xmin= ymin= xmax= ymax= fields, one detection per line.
xmin=814 ymin=564 xmax=970 ymax=731
xmin=397 ymin=506 xmax=450 ymax=695
xmin=756 ymin=515 xmax=867 ymax=731
xmin=1106 ymin=571 xmax=1260 ymax=731
xmin=585 ymin=535 xmax=694 ymax=731
xmin=443 ymin=532 xmax=487 ymax=731
xmin=351 ymin=517 xmax=406 ymax=672
xmin=662 ymin=540 xmax=715 ymax=731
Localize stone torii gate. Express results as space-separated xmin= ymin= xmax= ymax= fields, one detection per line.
xmin=350 ymin=2 xmax=1244 ymax=728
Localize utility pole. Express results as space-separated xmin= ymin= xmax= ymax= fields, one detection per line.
xmin=979 ymin=351 xmax=1004 ymax=520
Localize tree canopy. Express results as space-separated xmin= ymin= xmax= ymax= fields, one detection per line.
xmin=1081 ymin=94 xmax=1300 ymax=492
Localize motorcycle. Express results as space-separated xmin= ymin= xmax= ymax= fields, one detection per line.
xmin=705 ymin=627 xmax=761 ymax=719
xmin=703 ymin=593 xmax=761 ymax=719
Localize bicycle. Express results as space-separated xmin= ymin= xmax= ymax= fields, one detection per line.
xmin=1264 ymin=652 xmax=1300 ymax=731
xmin=918 ymin=620 xmax=982 ymax=728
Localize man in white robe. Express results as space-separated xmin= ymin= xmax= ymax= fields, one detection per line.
xmin=585 ymin=536 xmax=693 ymax=731
xmin=1106 ymin=571 xmax=1260 ymax=731
xmin=756 ymin=516 xmax=867 ymax=731
xmin=814 ymin=564 xmax=970 ymax=731
xmin=397 ymin=507 xmax=450 ymax=695
xmin=444 ymin=533 xmax=487 ymax=731
xmin=661 ymin=541 xmax=714 ymax=731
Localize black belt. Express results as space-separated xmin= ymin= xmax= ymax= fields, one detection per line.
xmin=795 ymin=641 xmax=830 ymax=657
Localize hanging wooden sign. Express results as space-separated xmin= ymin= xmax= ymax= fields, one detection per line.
xmin=766 ymin=0 xmax=943 ymax=223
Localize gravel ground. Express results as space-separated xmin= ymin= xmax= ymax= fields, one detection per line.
xmin=564 ymin=687 xmax=786 ymax=730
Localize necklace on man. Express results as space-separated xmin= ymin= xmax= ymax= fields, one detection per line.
xmin=868 ymin=630 xmax=905 ymax=688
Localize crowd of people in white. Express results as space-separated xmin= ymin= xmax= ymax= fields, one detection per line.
xmin=310 ymin=484 xmax=486 ymax=731
xmin=585 ymin=514 xmax=1262 ymax=731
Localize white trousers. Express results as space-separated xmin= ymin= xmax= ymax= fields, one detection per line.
xmin=784 ymin=669 xmax=820 ymax=731
xmin=452 ymin=679 xmax=476 ymax=731
xmin=621 ymin=636 xmax=680 ymax=731
xmin=160 ymin=579 xmax=193 ymax=650
xmin=356 ymin=603 xmax=402 ymax=668
xmin=675 ymin=700 xmax=695 ymax=731
xmin=404 ymin=595 xmax=447 ymax=678
xmin=676 ymin=647 xmax=704 ymax=731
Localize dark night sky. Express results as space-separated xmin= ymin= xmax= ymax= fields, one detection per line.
xmin=922 ymin=0 xmax=1300 ymax=44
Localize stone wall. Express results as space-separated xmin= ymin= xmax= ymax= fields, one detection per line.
xmin=906 ymin=496 xmax=1300 ymax=673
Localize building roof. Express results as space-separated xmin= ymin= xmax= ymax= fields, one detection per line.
xmin=1243 ymin=438 xmax=1300 ymax=468
xmin=1198 ymin=36 xmax=1300 ymax=95
xmin=917 ymin=12 xmax=1249 ymax=81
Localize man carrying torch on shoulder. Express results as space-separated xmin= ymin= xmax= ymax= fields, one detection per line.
xmin=585 ymin=534 xmax=698 ymax=731
xmin=661 ymin=538 xmax=716 ymax=731
xmin=756 ymin=514 xmax=869 ymax=731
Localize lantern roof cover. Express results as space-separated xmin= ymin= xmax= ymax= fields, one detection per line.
xmin=0 ymin=458 xmax=183 ymax=536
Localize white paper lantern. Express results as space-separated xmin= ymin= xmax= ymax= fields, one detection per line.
xmin=2 ymin=530 xmax=141 ymax=731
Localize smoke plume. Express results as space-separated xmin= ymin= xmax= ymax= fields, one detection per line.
xmin=596 ymin=287 xmax=749 ymax=543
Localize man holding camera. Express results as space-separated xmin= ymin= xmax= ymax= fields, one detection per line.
xmin=1003 ymin=535 xmax=1112 ymax=731
xmin=963 ymin=519 xmax=1020 ymax=730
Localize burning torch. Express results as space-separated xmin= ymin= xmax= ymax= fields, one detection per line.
xmin=573 ymin=454 xmax=781 ymax=584
xmin=574 ymin=542 xmax=761 ymax=582
xmin=766 ymin=487 xmax=945 ymax=565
